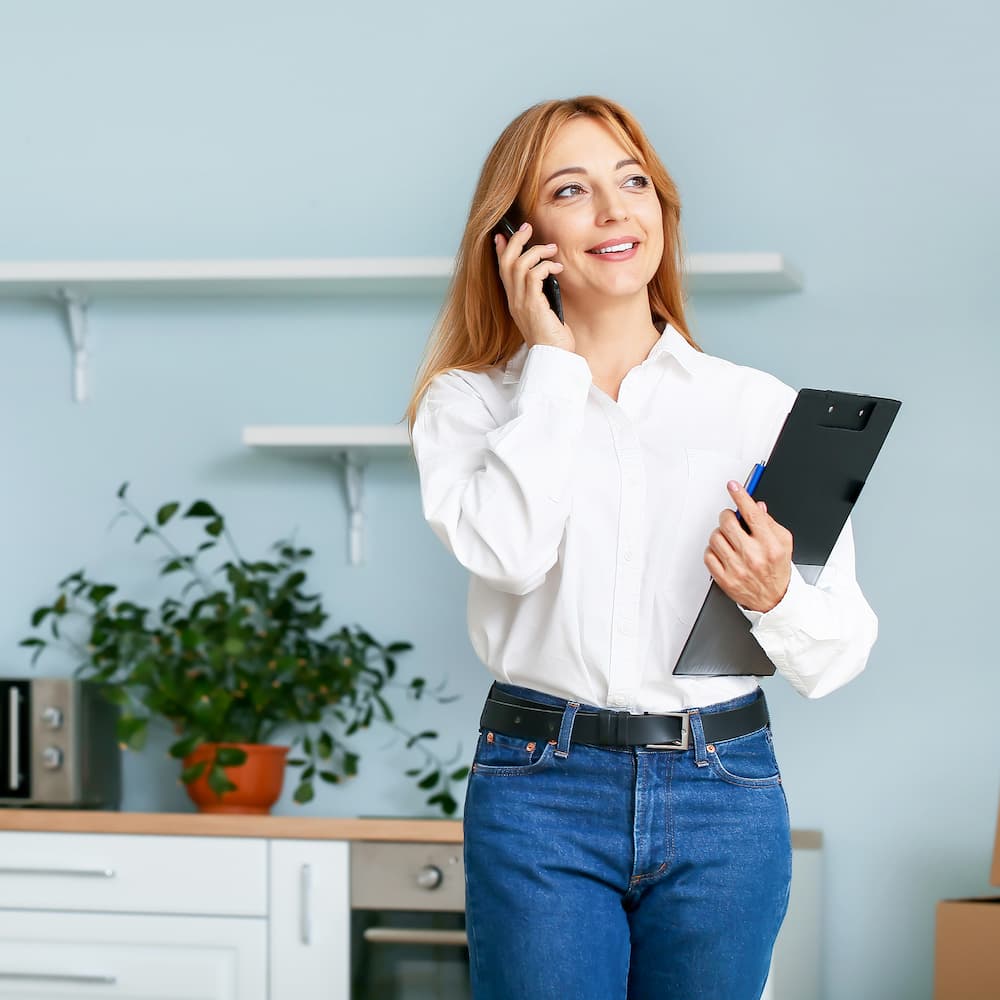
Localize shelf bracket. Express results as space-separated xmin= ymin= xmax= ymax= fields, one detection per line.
xmin=333 ymin=451 xmax=366 ymax=566
xmin=57 ymin=288 xmax=90 ymax=403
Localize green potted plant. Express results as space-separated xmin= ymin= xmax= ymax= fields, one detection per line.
xmin=22 ymin=483 xmax=467 ymax=815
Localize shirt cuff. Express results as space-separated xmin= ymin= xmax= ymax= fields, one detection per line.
xmin=740 ymin=565 xmax=808 ymax=631
xmin=514 ymin=345 xmax=592 ymax=409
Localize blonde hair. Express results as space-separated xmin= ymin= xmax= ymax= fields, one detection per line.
xmin=405 ymin=95 xmax=699 ymax=429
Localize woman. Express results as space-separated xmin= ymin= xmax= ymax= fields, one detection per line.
xmin=406 ymin=96 xmax=877 ymax=1000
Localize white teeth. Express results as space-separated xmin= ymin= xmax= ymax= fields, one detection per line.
xmin=593 ymin=242 xmax=635 ymax=254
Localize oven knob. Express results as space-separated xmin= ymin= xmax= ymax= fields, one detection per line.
xmin=41 ymin=707 xmax=64 ymax=730
xmin=415 ymin=865 xmax=443 ymax=890
xmin=41 ymin=746 xmax=64 ymax=770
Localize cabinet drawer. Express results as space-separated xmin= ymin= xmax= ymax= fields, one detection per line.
xmin=0 ymin=832 xmax=266 ymax=916
xmin=0 ymin=911 xmax=266 ymax=999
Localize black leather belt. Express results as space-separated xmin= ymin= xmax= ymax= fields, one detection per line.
xmin=480 ymin=687 xmax=769 ymax=750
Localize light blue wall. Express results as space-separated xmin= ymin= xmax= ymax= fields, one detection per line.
xmin=1 ymin=2 xmax=997 ymax=997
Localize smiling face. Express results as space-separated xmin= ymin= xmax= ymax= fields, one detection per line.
xmin=526 ymin=116 xmax=664 ymax=311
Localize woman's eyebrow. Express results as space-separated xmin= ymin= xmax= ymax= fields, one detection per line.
xmin=542 ymin=158 xmax=642 ymax=186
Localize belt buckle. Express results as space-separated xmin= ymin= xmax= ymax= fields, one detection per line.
xmin=646 ymin=712 xmax=690 ymax=751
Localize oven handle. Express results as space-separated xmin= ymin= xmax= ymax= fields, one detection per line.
xmin=362 ymin=927 xmax=468 ymax=947
xmin=7 ymin=686 xmax=21 ymax=792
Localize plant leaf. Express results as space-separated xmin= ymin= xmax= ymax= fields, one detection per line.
xmin=156 ymin=502 xmax=180 ymax=526
xmin=207 ymin=764 xmax=237 ymax=798
xmin=184 ymin=500 xmax=219 ymax=519
xmin=406 ymin=730 xmax=437 ymax=749
xmin=169 ymin=735 xmax=202 ymax=759
xmin=293 ymin=781 xmax=315 ymax=804
xmin=180 ymin=761 xmax=207 ymax=784
xmin=417 ymin=770 xmax=440 ymax=790
xmin=215 ymin=746 xmax=248 ymax=767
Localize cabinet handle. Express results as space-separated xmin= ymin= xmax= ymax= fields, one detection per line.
xmin=0 ymin=971 xmax=117 ymax=984
xmin=300 ymin=862 xmax=312 ymax=945
xmin=0 ymin=866 xmax=116 ymax=878
xmin=363 ymin=927 xmax=468 ymax=947
xmin=7 ymin=687 xmax=20 ymax=792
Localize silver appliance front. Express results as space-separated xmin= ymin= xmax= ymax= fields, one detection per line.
xmin=350 ymin=841 xmax=471 ymax=1000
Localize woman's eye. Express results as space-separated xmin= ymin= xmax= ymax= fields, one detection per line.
xmin=554 ymin=183 xmax=584 ymax=199
xmin=624 ymin=174 xmax=651 ymax=189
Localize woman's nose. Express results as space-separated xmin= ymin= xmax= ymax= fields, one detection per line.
xmin=596 ymin=189 xmax=628 ymax=224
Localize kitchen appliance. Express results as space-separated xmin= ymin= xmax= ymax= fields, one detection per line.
xmin=0 ymin=678 xmax=121 ymax=808
xmin=350 ymin=841 xmax=470 ymax=1000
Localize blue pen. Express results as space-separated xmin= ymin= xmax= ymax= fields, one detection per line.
xmin=744 ymin=462 xmax=765 ymax=497
xmin=737 ymin=462 xmax=766 ymax=530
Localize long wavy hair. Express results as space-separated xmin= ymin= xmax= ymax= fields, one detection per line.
xmin=405 ymin=95 xmax=699 ymax=429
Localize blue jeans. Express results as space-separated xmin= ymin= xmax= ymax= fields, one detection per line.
xmin=463 ymin=684 xmax=792 ymax=1000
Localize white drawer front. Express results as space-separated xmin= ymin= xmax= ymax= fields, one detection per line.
xmin=0 ymin=832 xmax=266 ymax=916
xmin=0 ymin=910 xmax=266 ymax=999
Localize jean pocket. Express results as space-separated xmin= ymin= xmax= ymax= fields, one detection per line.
xmin=706 ymin=726 xmax=782 ymax=788
xmin=471 ymin=728 xmax=557 ymax=776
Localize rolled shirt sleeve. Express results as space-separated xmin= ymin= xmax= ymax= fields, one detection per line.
xmin=740 ymin=518 xmax=878 ymax=698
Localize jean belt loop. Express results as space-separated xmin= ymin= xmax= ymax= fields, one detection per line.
xmin=688 ymin=707 xmax=709 ymax=765
xmin=554 ymin=701 xmax=581 ymax=759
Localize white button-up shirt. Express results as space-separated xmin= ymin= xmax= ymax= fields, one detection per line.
xmin=412 ymin=324 xmax=878 ymax=712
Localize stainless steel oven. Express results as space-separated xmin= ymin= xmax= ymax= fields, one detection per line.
xmin=350 ymin=841 xmax=471 ymax=1000
xmin=0 ymin=678 xmax=120 ymax=807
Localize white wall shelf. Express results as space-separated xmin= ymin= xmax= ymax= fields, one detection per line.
xmin=243 ymin=424 xmax=411 ymax=566
xmin=0 ymin=254 xmax=802 ymax=403
xmin=0 ymin=253 xmax=802 ymax=298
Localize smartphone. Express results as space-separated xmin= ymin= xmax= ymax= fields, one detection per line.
xmin=496 ymin=215 xmax=564 ymax=324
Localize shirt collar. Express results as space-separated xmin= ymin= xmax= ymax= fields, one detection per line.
xmin=501 ymin=321 xmax=699 ymax=385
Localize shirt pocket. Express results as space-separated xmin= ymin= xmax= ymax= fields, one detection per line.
xmin=659 ymin=448 xmax=747 ymax=627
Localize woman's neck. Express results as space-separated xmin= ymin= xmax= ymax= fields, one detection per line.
xmin=567 ymin=294 xmax=662 ymax=385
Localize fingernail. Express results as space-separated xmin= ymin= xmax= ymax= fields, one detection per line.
xmin=727 ymin=480 xmax=740 ymax=493
xmin=494 ymin=234 xmax=501 ymax=245
xmin=519 ymin=222 xmax=530 ymax=231
xmin=546 ymin=243 xmax=557 ymax=249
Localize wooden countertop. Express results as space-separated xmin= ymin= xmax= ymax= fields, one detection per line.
xmin=0 ymin=810 xmax=463 ymax=842
xmin=0 ymin=810 xmax=823 ymax=849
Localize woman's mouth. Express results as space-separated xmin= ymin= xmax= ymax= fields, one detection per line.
xmin=586 ymin=238 xmax=640 ymax=261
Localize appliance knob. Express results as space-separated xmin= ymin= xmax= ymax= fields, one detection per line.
xmin=415 ymin=864 xmax=443 ymax=890
xmin=41 ymin=706 xmax=64 ymax=730
xmin=41 ymin=746 xmax=64 ymax=770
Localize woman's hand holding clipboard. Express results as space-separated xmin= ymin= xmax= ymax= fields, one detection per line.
xmin=704 ymin=473 xmax=795 ymax=615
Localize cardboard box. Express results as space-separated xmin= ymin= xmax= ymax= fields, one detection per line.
xmin=933 ymin=798 xmax=1000 ymax=999
xmin=992 ymin=795 xmax=1000 ymax=887
xmin=934 ymin=899 xmax=1000 ymax=999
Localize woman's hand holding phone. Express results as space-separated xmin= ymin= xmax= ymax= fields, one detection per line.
xmin=494 ymin=222 xmax=575 ymax=354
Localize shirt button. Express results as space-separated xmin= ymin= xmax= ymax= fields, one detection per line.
xmin=623 ymin=550 xmax=633 ymax=562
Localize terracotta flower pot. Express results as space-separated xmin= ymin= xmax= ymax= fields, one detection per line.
xmin=183 ymin=742 xmax=289 ymax=815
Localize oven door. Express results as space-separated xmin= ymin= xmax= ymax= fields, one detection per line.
xmin=351 ymin=909 xmax=469 ymax=1000
xmin=350 ymin=841 xmax=470 ymax=1000
xmin=0 ymin=680 xmax=31 ymax=801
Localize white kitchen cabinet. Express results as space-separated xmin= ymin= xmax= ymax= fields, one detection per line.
xmin=0 ymin=830 xmax=349 ymax=1000
xmin=0 ymin=911 xmax=266 ymax=999
xmin=268 ymin=839 xmax=350 ymax=1000
xmin=0 ymin=832 xmax=266 ymax=916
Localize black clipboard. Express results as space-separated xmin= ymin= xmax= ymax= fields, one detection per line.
xmin=672 ymin=388 xmax=901 ymax=676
